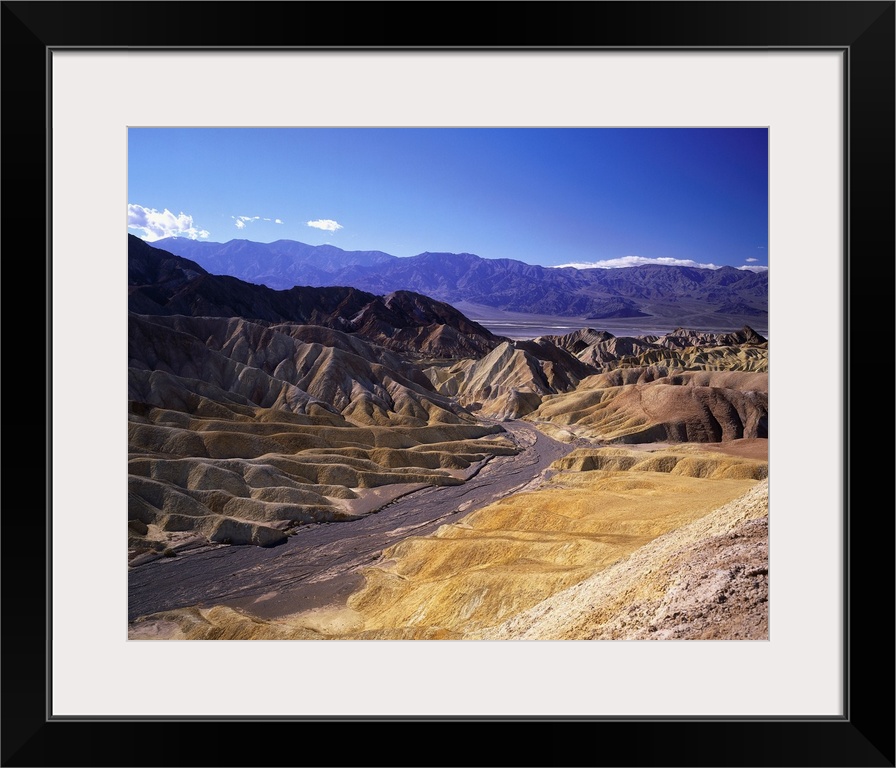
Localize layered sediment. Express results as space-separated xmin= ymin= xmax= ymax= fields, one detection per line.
xmin=128 ymin=313 xmax=514 ymax=556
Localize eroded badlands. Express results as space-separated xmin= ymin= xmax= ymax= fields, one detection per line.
xmin=128 ymin=237 xmax=769 ymax=640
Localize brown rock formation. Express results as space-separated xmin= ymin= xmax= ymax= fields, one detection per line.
xmin=529 ymin=369 xmax=767 ymax=443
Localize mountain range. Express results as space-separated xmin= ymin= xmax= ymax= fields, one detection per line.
xmin=129 ymin=234 xmax=501 ymax=360
xmin=154 ymin=236 xmax=768 ymax=325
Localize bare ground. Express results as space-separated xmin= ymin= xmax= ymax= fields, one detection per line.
xmin=128 ymin=421 xmax=572 ymax=624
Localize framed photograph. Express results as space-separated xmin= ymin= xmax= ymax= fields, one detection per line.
xmin=5 ymin=1 xmax=893 ymax=765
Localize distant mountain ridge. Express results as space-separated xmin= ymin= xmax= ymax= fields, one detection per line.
xmin=155 ymin=237 xmax=395 ymax=289
xmin=129 ymin=235 xmax=502 ymax=359
xmin=153 ymin=236 xmax=768 ymax=325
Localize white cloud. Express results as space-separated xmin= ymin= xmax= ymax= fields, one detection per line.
xmin=745 ymin=257 xmax=758 ymax=263
xmin=233 ymin=215 xmax=259 ymax=229
xmin=307 ymin=219 xmax=343 ymax=232
xmin=553 ymin=256 xmax=723 ymax=270
xmin=233 ymin=214 xmax=282 ymax=230
xmin=553 ymin=256 xmax=770 ymax=273
xmin=127 ymin=204 xmax=210 ymax=241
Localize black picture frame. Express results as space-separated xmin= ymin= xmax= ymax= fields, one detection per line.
xmin=4 ymin=2 xmax=893 ymax=766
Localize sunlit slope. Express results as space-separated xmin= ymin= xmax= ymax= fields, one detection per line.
xmin=528 ymin=368 xmax=767 ymax=444
xmin=424 ymin=341 xmax=590 ymax=420
xmin=422 ymin=330 xmax=767 ymax=424
xmin=345 ymin=453 xmax=763 ymax=637
xmin=134 ymin=447 xmax=765 ymax=639
xmin=609 ymin=343 xmax=768 ymax=372
xmin=541 ymin=326 xmax=768 ymax=371
xmin=477 ymin=479 xmax=768 ymax=640
xmin=553 ymin=442 xmax=768 ymax=478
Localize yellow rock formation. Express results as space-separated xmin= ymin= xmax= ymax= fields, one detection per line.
xmin=131 ymin=445 xmax=767 ymax=640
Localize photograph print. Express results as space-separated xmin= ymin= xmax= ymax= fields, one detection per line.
xmin=127 ymin=127 xmax=769 ymax=641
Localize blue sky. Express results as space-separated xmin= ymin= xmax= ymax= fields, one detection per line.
xmin=128 ymin=128 xmax=768 ymax=271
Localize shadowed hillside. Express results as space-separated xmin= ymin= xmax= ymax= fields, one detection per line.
xmin=129 ymin=235 xmax=504 ymax=359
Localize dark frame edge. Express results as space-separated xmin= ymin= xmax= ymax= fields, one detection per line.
xmin=844 ymin=4 xmax=896 ymax=762
xmin=2 ymin=2 xmax=53 ymax=765
xmin=3 ymin=1 xmax=893 ymax=766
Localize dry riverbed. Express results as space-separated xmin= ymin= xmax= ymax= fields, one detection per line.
xmin=128 ymin=421 xmax=571 ymax=626
xmin=130 ymin=433 xmax=767 ymax=641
